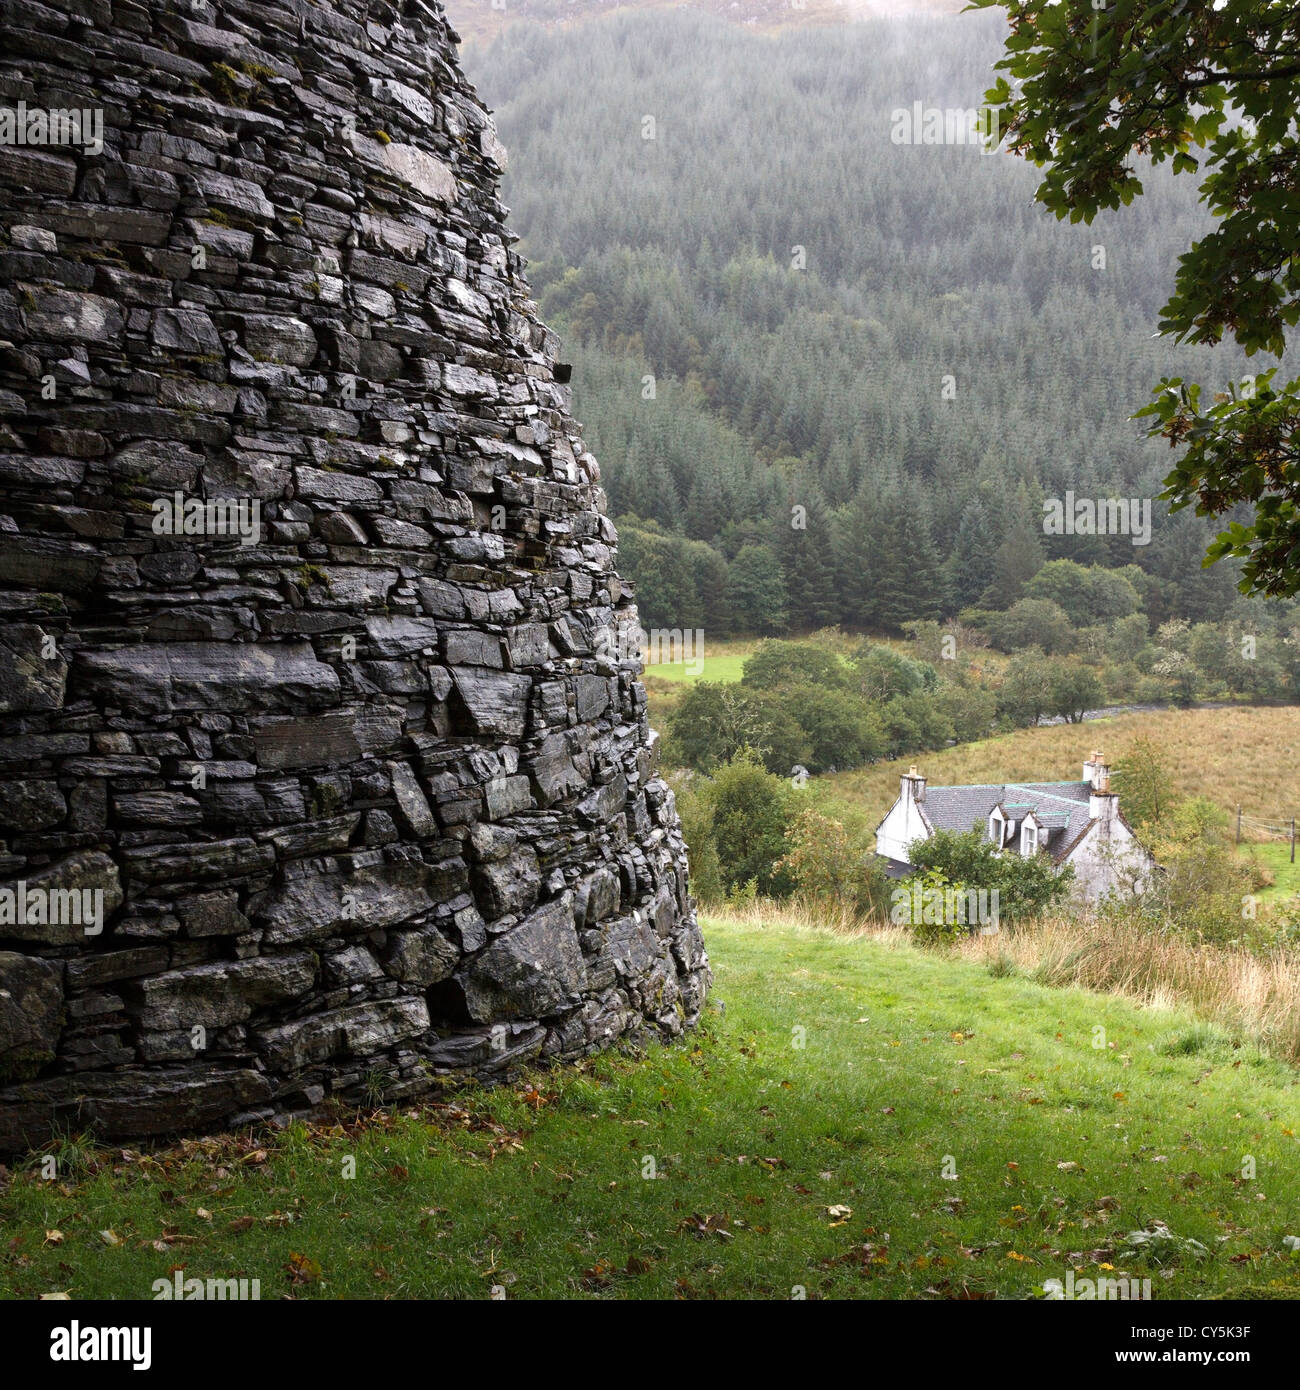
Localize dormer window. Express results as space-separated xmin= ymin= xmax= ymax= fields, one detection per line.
xmin=1020 ymin=822 xmax=1038 ymax=856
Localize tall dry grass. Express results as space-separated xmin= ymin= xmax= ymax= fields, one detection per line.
xmin=706 ymin=899 xmax=1300 ymax=1063
xmin=956 ymin=915 xmax=1300 ymax=1062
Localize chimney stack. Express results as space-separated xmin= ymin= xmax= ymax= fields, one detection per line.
xmin=1083 ymin=749 xmax=1110 ymax=788
xmin=1089 ymin=763 xmax=1117 ymax=828
xmin=902 ymin=764 xmax=926 ymax=804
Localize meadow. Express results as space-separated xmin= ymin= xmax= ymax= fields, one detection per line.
xmin=4 ymin=915 xmax=1300 ymax=1301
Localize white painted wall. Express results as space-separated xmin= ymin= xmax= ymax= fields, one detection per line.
xmin=1065 ymin=803 xmax=1154 ymax=903
xmin=876 ymin=782 xmax=931 ymax=863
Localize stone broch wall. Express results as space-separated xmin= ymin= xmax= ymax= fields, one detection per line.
xmin=0 ymin=0 xmax=707 ymax=1150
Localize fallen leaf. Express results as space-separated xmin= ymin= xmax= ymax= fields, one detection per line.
xmin=285 ymin=1251 xmax=322 ymax=1285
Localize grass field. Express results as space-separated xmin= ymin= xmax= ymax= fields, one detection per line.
xmin=1246 ymin=843 xmax=1300 ymax=905
xmin=4 ymin=915 xmax=1300 ymax=1301
xmin=643 ymin=638 xmax=758 ymax=685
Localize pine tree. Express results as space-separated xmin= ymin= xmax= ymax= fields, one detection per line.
xmin=777 ymin=481 xmax=839 ymax=631
xmin=982 ymin=484 xmax=1045 ymax=607
xmin=945 ymin=497 xmax=999 ymax=609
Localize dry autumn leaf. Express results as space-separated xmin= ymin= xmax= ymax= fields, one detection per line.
xmin=285 ymin=1251 xmax=322 ymax=1285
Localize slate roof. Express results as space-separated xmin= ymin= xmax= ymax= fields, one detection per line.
xmin=920 ymin=780 xmax=1095 ymax=864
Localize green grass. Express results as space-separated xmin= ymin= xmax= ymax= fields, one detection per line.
xmin=4 ymin=916 xmax=1300 ymax=1300
xmin=1243 ymin=842 xmax=1300 ymax=906
xmin=644 ymin=638 xmax=756 ymax=685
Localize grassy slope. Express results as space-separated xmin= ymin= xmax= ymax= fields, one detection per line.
xmin=809 ymin=706 xmax=1300 ymax=842
xmin=1248 ymin=843 xmax=1300 ymax=906
xmin=4 ymin=917 xmax=1299 ymax=1301
xmin=644 ymin=639 xmax=759 ymax=685
xmin=642 ymin=640 xmax=1299 ymax=838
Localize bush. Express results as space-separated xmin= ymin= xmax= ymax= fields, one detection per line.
xmin=985 ymin=598 xmax=1074 ymax=654
xmin=1102 ymin=799 xmax=1265 ymax=948
xmin=669 ymin=771 xmax=724 ymax=907
xmin=707 ymin=749 xmax=795 ymax=896
xmin=779 ymin=807 xmax=888 ymax=916
xmin=907 ymin=828 xmax=1074 ymax=924
xmin=741 ymin=639 xmax=853 ymax=693
xmin=890 ymin=866 xmax=977 ymax=944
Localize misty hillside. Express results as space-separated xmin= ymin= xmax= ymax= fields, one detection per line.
xmin=457 ymin=9 xmax=1291 ymax=632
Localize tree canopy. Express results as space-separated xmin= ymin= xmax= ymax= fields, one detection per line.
xmin=973 ymin=0 xmax=1300 ymax=598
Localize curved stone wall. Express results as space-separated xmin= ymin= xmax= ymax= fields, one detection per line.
xmin=0 ymin=0 xmax=706 ymax=1149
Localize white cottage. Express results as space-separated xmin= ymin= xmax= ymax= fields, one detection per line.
xmin=874 ymin=751 xmax=1155 ymax=903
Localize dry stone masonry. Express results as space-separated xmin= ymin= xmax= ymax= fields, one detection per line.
xmin=0 ymin=0 xmax=707 ymax=1150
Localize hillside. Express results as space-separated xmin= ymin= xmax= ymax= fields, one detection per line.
xmin=454 ymin=8 xmax=1300 ymax=638
xmin=5 ymin=915 xmax=1300 ymax=1302
xmin=445 ymin=0 xmax=965 ymax=44
xmin=807 ymin=706 xmax=1300 ymax=842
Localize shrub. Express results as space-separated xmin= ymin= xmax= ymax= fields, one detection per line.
xmin=742 ymin=639 xmax=853 ymax=693
xmin=985 ymin=598 xmax=1073 ymax=654
xmin=1103 ymin=798 xmax=1266 ymax=948
xmin=669 ymin=772 xmax=725 ymax=907
xmin=778 ymin=807 xmax=888 ymax=916
xmin=907 ymin=828 xmax=1074 ymax=924
xmin=707 ymin=749 xmax=795 ymax=896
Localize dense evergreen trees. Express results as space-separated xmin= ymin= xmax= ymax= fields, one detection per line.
xmin=466 ymin=10 xmax=1300 ymax=635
